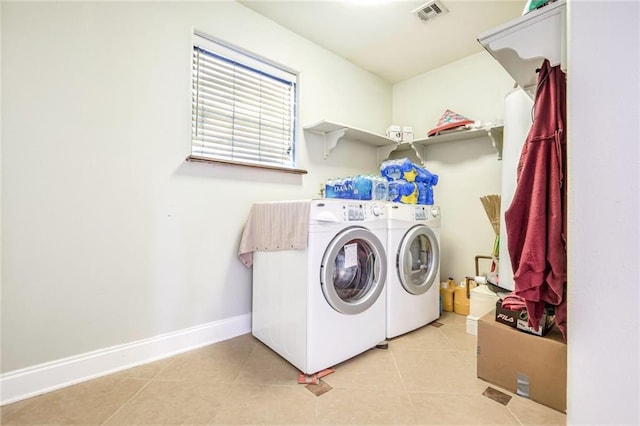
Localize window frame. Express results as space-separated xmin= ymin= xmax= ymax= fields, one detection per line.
xmin=187 ymin=31 xmax=306 ymax=175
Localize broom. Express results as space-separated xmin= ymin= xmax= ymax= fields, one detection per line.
xmin=480 ymin=194 xmax=501 ymax=272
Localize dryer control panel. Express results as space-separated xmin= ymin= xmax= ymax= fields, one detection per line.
xmin=414 ymin=205 xmax=440 ymax=222
xmin=415 ymin=206 xmax=428 ymax=221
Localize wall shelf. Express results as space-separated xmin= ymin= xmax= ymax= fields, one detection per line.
xmin=412 ymin=125 xmax=504 ymax=160
xmin=303 ymin=120 xmax=398 ymax=164
xmin=387 ymin=141 xmax=424 ymax=164
xmin=304 ymin=120 xmax=504 ymax=163
xmin=477 ymin=0 xmax=566 ymax=97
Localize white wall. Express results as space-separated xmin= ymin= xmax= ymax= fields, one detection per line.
xmin=392 ymin=52 xmax=516 ymax=283
xmin=567 ymin=1 xmax=640 ymax=424
xmin=1 ymin=1 xmax=391 ymax=375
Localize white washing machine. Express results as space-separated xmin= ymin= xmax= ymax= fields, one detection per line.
xmin=386 ymin=203 xmax=441 ymax=339
xmin=252 ymin=199 xmax=387 ymax=375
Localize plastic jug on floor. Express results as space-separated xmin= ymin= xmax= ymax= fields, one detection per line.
xmin=453 ymin=278 xmax=477 ymax=316
xmin=440 ymin=277 xmax=456 ymax=312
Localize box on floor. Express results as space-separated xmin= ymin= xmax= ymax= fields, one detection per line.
xmin=477 ymin=311 xmax=567 ymax=413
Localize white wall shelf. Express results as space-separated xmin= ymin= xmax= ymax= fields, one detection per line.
xmin=388 ymin=141 xmax=424 ymax=164
xmin=412 ymin=125 xmax=504 ymax=160
xmin=477 ymin=0 xmax=566 ymax=98
xmin=304 ymin=120 xmax=503 ymax=163
xmin=303 ymin=120 xmax=398 ymax=164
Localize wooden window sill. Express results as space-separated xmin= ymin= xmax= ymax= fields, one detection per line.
xmin=186 ymin=155 xmax=308 ymax=175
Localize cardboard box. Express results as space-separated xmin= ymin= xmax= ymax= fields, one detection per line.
xmin=477 ymin=312 xmax=567 ymax=412
xmin=495 ymin=299 xmax=554 ymax=336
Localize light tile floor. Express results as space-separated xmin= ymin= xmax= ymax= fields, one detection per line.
xmin=1 ymin=312 xmax=566 ymax=425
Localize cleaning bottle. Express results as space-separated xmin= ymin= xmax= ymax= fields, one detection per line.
xmin=454 ymin=278 xmax=477 ymax=316
xmin=440 ymin=277 xmax=455 ymax=312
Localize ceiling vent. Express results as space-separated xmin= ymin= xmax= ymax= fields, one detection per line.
xmin=412 ymin=0 xmax=449 ymax=23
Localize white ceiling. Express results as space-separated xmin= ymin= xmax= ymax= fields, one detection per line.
xmin=238 ymin=0 xmax=525 ymax=84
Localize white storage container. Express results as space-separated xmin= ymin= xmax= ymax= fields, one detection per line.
xmin=386 ymin=125 xmax=402 ymax=142
xmin=465 ymin=285 xmax=500 ymax=335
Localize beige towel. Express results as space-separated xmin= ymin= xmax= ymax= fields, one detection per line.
xmin=238 ymin=200 xmax=312 ymax=268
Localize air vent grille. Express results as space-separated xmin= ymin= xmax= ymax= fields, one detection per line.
xmin=412 ymin=0 xmax=449 ymax=23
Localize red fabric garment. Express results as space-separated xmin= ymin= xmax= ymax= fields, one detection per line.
xmin=504 ymin=60 xmax=567 ymax=341
xmin=501 ymin=293 xmax=528 ymax=311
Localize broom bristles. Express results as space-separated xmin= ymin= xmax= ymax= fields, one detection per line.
xmin=480 ymin=194 xmax=501 ymax=235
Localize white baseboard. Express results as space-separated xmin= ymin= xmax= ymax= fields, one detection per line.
xmin=466 ymin=315 xmax=480 ymax=336
xmin=0 ymin=313 xmax=251 ymax=406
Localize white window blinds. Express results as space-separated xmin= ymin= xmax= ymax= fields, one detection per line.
xmin=191 ymin=34 xmax=297 ymax=169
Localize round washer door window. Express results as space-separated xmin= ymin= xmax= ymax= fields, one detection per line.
xmin=397 ymin=224 xmax=440 ymax=295
xmin=320 ymin=227 xmax=387 ymax=315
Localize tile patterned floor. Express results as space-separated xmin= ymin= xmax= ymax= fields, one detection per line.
xmin=1 ymin=312 xmax=566 ymax=425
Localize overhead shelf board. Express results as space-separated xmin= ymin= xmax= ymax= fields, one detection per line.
xmin=303 ymin=120 xmax=397 ymax=163
xmin=413 ymin=125 xmax=504 ymax=160
xmin=477 ymin=0 xmax=566 ymax=96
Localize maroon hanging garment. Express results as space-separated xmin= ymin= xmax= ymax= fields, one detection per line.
xmin=504 ymin=59 xmax=567 ymax=340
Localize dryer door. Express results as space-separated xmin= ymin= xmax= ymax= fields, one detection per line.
xmin=320 ymin=227 xmax=387 ymax=315
xmin=397 ymin=224 xmax=440 ymax=295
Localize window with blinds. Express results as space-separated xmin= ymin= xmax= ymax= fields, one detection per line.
xmin=190 ymin=33 xmax=298 ymax=170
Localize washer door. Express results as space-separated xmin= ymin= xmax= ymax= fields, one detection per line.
xmin=320 ymin=227 xmax=387 ymax=315
xmin=397 ymin=224 xmax=440 ymax=295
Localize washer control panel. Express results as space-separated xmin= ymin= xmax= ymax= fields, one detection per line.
xmin=342 ymin=202 xmax=386 ymax=221
xmin=312 ymin=200 xmax=387 ymax=223
xmin=344 ymin=204 xmax=366 ymax=221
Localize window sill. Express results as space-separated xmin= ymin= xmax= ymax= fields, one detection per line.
xmin=186 ymin=155 xmax=308 ymax=175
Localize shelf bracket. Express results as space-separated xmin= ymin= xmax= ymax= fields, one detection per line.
xmin=410 ymin=143 xmax=425 ymax=165
xmin=486 ymin=128 xmax=504 ymax=160
xmin=477 ymin=0 xmax=566 ymax=96
xmin=321 ymin=128 xmax=347 ymax=159
xmin=376 ymin=144 xmax=399 ymax=165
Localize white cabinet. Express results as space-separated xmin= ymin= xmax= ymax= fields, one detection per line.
xmin=477 ymin=0 xmax=566 ymax=98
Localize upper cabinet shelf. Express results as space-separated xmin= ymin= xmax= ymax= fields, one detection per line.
xmin=303 ymin=120 xmax=399 ymax=164
xmin=477 ymin=0 xmax=566 ymax=97
xmin=413 ymin=125 xmax=504 ymax=160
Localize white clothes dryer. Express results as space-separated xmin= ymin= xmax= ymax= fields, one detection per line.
xmin=386 ymin=203 xmax=441 ymax=339
xmin=252 ymin=199 xmax=387 ymax=375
